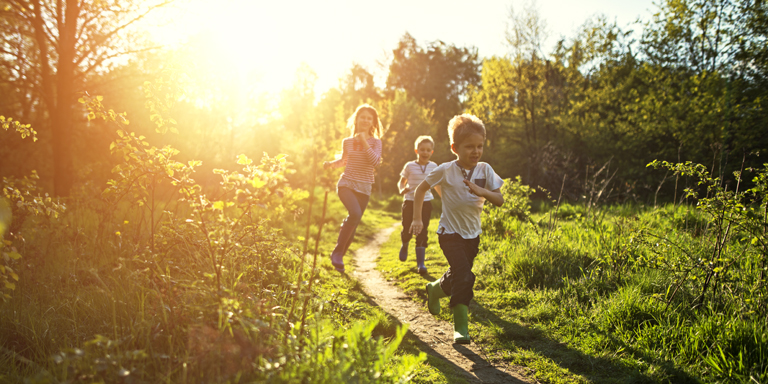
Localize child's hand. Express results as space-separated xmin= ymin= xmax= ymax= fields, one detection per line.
xmin=354 ymin=132 xmax=370 ymax=142
xmin=399 ymin=187 xmax=410 ymax=195
xmin=323 ymin=161 xmax=331 ymax=170
xmin=463 ymin=179 xmax=485 ymax=196
xmin=410 ymin=220 xmax=423 ymax=235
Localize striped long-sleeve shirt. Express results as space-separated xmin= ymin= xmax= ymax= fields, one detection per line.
xmin=328 ymin=137 xmax=382 ymax=183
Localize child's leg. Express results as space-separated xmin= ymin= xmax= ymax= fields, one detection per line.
xmin=415 ymin=201 xmax=432 ymax=273
xmin=338 ymin=189 xmax=370 ymax=256
xmin=331 ymin=188 xmax=370 ymax=267
xmin=436 ymin=234 xmax=480 ymax=308
xmin=437 ymin=233 xmax=480 ymax=343
xmin=399 ymin=200 xmax=413 ymax=261
xmin=415 ymin=201 xmax=432 ymax=248
xmin=400 ymin=200 xmax=414 ymax=244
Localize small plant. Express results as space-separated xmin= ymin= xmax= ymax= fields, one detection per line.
xmin=1 ymin=118 xmax=60 ymax=302
xmin=646 ymin=160 xmax=768 ymax=313
xmin=482 ymin=176 xmax=535 ymax=237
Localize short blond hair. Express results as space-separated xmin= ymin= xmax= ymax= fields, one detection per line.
xmin=448 ymin=114 xmax=486 ymax=146
xmin=414 ymin=135 xmax=434 ymax=149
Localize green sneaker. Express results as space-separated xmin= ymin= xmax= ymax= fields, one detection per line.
xmin=426 ymin=280 xmax=447 ymax=315
xmin=452 ymin=304 xmax=470 ymax=344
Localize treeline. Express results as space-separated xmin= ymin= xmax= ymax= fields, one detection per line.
xmin=2 ymin=0 xmax=767 ymax=203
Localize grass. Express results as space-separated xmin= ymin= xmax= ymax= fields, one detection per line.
xmin=377 ymin=202 xmax=768 ymax=384
xmin=0 ymin=185 xmax=426 ymax=383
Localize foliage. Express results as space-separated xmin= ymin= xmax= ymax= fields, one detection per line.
xmin=381 ymin=187 xmax=767 ymax=383
xmin=0 ymin=119 xmax=62 ymax=302
xmin=267 ymin=319 xmax=424 ymax=383
xmin=386 ymin=32 xmax=481 ymax=146
xmin=482 ymin=176 xmax=536 ymax=237
xmin=0 ymin=0 xmax=175 ymax=196
xmin=0 ymin=92 xmax=423 ymax=382
xmin=645 ymin=160 xmax=768 ymax=315
xmin=0 ymin=116 xmax=37 ymax=142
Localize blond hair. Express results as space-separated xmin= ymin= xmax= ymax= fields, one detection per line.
xmin=347 ymin=104 xmax=384 ymax=138
xmin=414 ymin=135 xmax=435 ymax=149
xmin=448 ymin=114 xmax=485 ymax=146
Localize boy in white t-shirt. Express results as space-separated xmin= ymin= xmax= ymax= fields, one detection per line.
xmin=410 ymin=114 xmax=504 ymax=344
xmin=397 ymin=136 xmax=440 ymax=274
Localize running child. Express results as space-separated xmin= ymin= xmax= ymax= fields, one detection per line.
xmin=409 ymin=114 xmax=504 ymax=344
xmin=397 ymin=135 xmax=440 ymax=274
xmin=323 ymin=104 xmax=383 ymax=273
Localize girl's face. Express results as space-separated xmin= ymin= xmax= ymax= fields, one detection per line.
xmin=356 ymin=110 xmax=374 ymax=134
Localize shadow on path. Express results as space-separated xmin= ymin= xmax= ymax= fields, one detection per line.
xmin=351 ymin=226 xmax=530 ymax=383
xmin=370 ymin=294 xmax=529 ymax=384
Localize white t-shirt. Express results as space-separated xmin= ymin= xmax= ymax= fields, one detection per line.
xmin=424 ymin=161 xmax=504 ymax=239
xmin=400 ymin=161 xmax=438 ymax=201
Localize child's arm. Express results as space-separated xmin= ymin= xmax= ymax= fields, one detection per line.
xmin=409 ymin=181 xmax=431 ymax=235
xmin=362 ymin=136 xmax=382 ymax=166
xmin=464 ymin=180 xmax=504 ymax=207
xmin=398 ymin=176 xmax=409 ymax=195
xmin=433 ymin=185 xmax=442 ymax=199
xmin=324 ymin=140 xmax=348 ymax=169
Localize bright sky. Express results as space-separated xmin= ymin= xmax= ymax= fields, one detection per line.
xmin=153 ymin=0 xmax=656 ymax=97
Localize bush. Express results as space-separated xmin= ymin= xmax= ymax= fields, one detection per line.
xmin=482 ymin=176 xmax=535 ymax=237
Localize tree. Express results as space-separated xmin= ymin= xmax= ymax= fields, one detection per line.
xmin=339 ymin=63 xmax=381 ymax=112
xmin=639 ymin=0 xmax=768 ymax=183
xmin=0 ymin=0 xmax=172 ymax=196
xmin=467 ymin=2 xmax=571 ymax=189
xmin=386 ymin=32 xmax=480 ymax=153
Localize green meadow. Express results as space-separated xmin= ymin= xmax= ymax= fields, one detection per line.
xmin=378 ymin=175 xmax=768 ymax=384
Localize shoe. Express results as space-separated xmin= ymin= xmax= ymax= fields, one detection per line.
xmin=331 ymin=254 xmax=345 ymax=272
xmin=452 ymin=304 xmax=470 ymax=344
xmin=415 ymin=247 xmax=427 ymax=274
xmin=425 ymin=280 xmax=447 ymax=316
xmin=331 ymin=262 xmax=345 ymax=273
xmin=399 ymin=242 xmax=408 ymax=261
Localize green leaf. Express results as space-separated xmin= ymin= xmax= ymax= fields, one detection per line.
xmin=237 ymin=154 xmax=252 ymax=165
xmin=213 ymin=201 xmax=225 ymax=210
xmin=251 ymin=176 xmax=266 ymax=189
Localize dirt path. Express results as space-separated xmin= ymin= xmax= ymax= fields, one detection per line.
xmin=351 ymin=225 xmax=531 ymax=384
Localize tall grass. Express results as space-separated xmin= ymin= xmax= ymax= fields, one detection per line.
xmin=0 ymin=99 xmax=423 ymax=382
xmin=470 ymin=167 xmax=768 ymax=383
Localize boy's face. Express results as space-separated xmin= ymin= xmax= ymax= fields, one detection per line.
xmin=451 ymin=133 xmax=484 ymax=168
xmin=415 ymin=142 xmax=434 ymax=161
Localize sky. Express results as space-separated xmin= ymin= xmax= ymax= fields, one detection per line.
xmin=152 ymin=0 xmax=657 ymax=96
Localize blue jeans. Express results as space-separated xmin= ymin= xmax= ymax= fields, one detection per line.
xmin=437 ymin=233 xmax=480 ymax=308
xmin=331 ymin=187 xmax=370 ymax=265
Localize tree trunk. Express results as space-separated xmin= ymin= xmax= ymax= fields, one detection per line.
xmin=52 ymin=0 xmax=80 ymax=196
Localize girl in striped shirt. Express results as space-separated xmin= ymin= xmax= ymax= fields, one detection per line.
xmin=323 ymin=104 xmax=383 ymax=272
xmin=397 ymin=136 xmax=440 ymax=274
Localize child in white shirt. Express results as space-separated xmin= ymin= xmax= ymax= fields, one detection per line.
xmin=397 ymin=136 xmax=440 ymax=274
xmin=410 ymin=114 xmax=504 ymax=344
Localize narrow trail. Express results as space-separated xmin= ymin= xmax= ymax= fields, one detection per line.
xmin=351 ymin=225 xmax=531 ymax=384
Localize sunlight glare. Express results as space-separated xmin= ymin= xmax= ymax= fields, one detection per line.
xmin=154 ymin=0 xmax=307 ymax=97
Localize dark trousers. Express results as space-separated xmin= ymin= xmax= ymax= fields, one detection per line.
xmin=400 ymin=200 xmax=432 ymax=248
xmin=437 ymin=233 xmax=480 ymax=308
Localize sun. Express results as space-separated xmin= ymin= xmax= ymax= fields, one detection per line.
xmin=149 ymin=0 xmax=307 ymax=96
